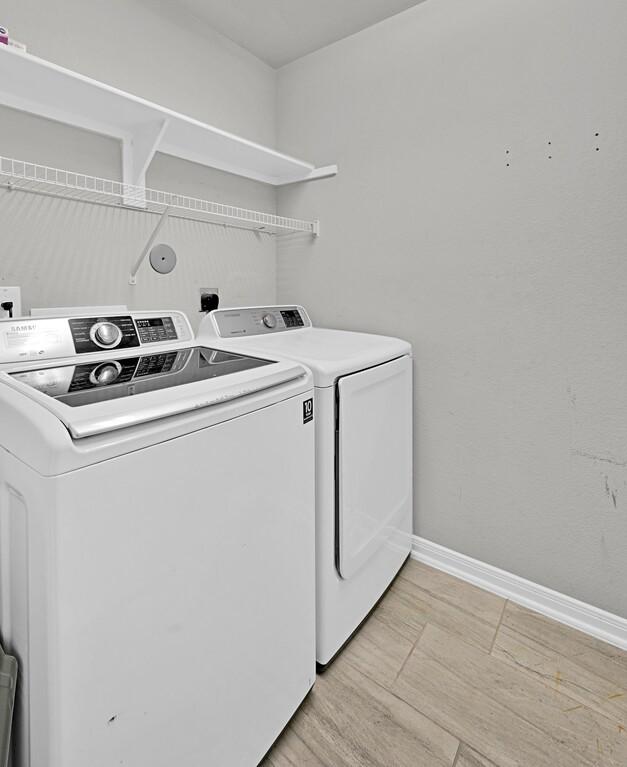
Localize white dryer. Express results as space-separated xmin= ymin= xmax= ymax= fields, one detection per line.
xmin=0 ymin=309 xmax=316 ymax=767
xmin=200 ymin=306 xmax=413 ymax=666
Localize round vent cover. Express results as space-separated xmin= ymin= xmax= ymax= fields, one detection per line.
xmin=149 ymin=243 xmax=177 ymax=275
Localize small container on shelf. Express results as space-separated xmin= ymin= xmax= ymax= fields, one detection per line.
xmin=0 ymin=26 xmax=9 ymax=45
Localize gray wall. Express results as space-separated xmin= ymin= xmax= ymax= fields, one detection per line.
xmin=0 ymin=0 xmax=278 ymax=324
xmin=277 ymin=0 xmax=627 ymax=616
xmin=2 ymin=0 xmax=626 ymax=618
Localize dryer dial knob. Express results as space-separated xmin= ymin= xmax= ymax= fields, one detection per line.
xmin=262 ymin=313 xmax=277 ymax=329
xmin=92 ymin=322 xmax=122 ymax=348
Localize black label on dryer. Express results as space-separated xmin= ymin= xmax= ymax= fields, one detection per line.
xmin=303 ymin=398 xmax=314 ymax=424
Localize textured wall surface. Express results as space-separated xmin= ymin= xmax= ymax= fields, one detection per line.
xmin=0 ymin=0 xmax=278 ymax=324
xmin=277 ymin=0 xmax=627 ymax=615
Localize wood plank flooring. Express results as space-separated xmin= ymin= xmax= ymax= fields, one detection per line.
xmin=262 ymin=559 xmax=627 ymax=767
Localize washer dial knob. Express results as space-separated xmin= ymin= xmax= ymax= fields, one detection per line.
xmin=89 ymin=361 xmax=122 ymax=386
xmin=262 ymin=313 xmax=277 ymax=329
xmin=91 ymin=322 xmax=122 ymax=348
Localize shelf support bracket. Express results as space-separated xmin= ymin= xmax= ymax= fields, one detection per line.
xmin=122 ymin=118 xmax=169 ymax=206
xmin=306 ymin=164 xmax=338 ymax=182
xmin=129 ymin=206 xmax=171 ymax=285
xmin=277 ymin=164 xmax=338 ymax=186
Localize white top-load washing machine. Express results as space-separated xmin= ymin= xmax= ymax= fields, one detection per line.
xmin=0 ymin=309 xmax=316 ymax=767
xmin=200 ymin=306 xmax=413 ymax=666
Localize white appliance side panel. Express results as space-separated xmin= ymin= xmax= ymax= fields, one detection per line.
xmin=1 ymin=393 xmax=315 ymax=767
xmin=337 ymin=356 xmax=413 ymax=580
xmin=0 ymin=454 xmax=59 ymax=767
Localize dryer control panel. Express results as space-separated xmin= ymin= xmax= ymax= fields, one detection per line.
xmin=208 ymin=306 xmax=312 ymax=338
xmin=0 ymin=311 xmax=193 ymax=366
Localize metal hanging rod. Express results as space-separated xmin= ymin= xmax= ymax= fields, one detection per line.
xmin=0 ymin=156 xmax=320 ymax=237
xmin=129 ymin=206 xmax=172 ymax=285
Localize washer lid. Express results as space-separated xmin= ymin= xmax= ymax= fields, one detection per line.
xmin=0 ymin=347 xmax=306 ymax=439
xmin=202 ymin=327 xmax=411 ymax=387
xmin=8 ymin=346 xmax=272 ymax=407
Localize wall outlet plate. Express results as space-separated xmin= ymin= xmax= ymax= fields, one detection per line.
xmin=0 ymin=286 xmax=22 ymax=319
xmin=199 ymin=287 xmax=219 ymax=313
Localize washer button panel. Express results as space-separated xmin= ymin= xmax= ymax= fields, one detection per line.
xmin=136 ymin=317 xmax=178 ymax=344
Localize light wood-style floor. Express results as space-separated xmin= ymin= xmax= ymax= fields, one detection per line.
xmin=263 ymin=559 xmax=627 ymax=767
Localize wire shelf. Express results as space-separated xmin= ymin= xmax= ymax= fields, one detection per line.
xmin=0 ymin=156 xmax=319 ymax=236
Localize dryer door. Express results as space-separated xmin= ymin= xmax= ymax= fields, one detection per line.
xmin=336 ymin=355 xmax=413 ymax=579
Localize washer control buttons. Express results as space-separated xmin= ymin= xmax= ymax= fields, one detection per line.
xmin=262 ymin=313 xmax=278 ymax=329
xmin=280 ymin=309 xmax=304 ymax=328
xmin=91 ymin=322 xmax=123 ymax=349
xmin=136 ymin=317 xmax=178 ymax=344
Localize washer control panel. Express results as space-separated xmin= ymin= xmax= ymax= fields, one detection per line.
xmin=69 ymin=316 xmax=140 ymax=354
xmin=135 ymin=317 xmax=179 ymax=344
xmin=0 ymin=311 xmax=193 ymax=365
xmin=210 ymin=306 xmax=311 ymax=338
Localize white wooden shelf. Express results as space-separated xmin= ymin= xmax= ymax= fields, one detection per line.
xmin=0 ymin=45 xmax=337 ymax=188
xmin=0 ymin=156 xmax=319 ymax=237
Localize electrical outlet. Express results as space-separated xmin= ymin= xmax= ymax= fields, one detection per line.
xmin=199 ymin=287 xmax=219 ymax=313
xmin=0 ymin=286 xmax=22 ymax=319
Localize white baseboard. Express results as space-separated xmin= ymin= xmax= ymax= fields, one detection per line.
xmin=411 ymin=535 xmax=627 ymax=652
